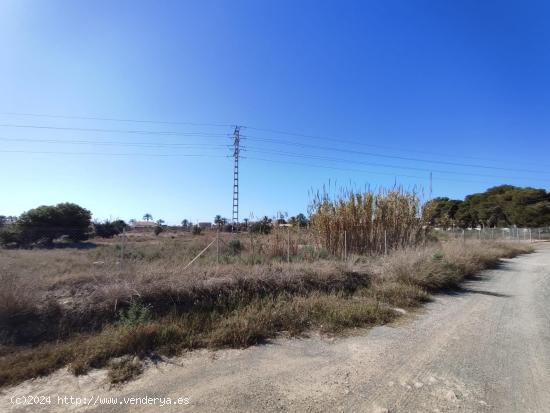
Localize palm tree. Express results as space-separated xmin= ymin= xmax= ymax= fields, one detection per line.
xmin=156 ymin=219 xmax=165 ymax=226
xmin=214 ymin=215 xmax=222 ymax=227
xmin=181 ymin=219 xmax=189 ymax=227
xmin=143 ymin=213 xmax=153 ymax=222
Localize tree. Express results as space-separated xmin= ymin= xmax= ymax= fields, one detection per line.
xmin=93 ymin=219 xmax=128 ymax=238
xmin=433 ymin=185 xmax=550 ymax=228
xmin=295 ymin=213 xmax=308 ymax=228
xmin=249 ymin=216 xmax=273 ymax=234
xmin=156 ymin=219 xmax=165 ymax=226
xmin=5 ymin=203 xmax=92 ymax=246
xmin=423 ymin=198 xmax=462 ymax=228
xmin=181 ymin=219 xmax=189 ymax=227
xmin=143 ymin=213 xmax=153 ymax=222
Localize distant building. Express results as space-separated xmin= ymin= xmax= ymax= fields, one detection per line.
xmin=130 ymin=221 xmax=157 ymax=231
xmin=198 ymin=222 xmax=212 ymax=230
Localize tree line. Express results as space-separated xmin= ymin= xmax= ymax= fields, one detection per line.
xmin=423 ymin=185 xmax=550 ymax=228
xmin=0 ymin=203 xmax=310 ymax=248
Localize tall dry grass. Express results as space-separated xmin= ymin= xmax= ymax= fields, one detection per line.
xmin=309 ymin=187 xmax=426 ymax=256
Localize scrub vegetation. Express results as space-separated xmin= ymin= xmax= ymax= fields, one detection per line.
xmin=0 ymin=187 xmax=536 ymax=388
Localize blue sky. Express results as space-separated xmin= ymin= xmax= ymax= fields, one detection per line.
xmin=1 ymin=0 xmax=549 ymax=224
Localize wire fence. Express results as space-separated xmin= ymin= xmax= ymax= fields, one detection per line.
xmin=113 ymin=225 xmax=549 ymax=269
xmin=436 ymin=227 xmax=550 ymax=242
xmin=2 ymin=225 xmax=548 ymax=271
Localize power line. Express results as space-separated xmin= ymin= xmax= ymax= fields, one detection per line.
xmin=1 ymin=142 xmax=543 ymax=187
xmin=242 ymin=136 xmax=550 ymax=175
xmin=2 ymin=123 xmax=546 ymax=175
xmin=0 ymin=149 xmax=230 ymax=158
xmin=0 ymin=111 xmax=233 ymax=128
xmin=244 ymin=126 xmax=550 ymax=169
xmin=0 ymin=136 xmax=230 ymax=149
xmin=1 ymin=113 xmax=548 ymax=184
xmin=243 ymin=147 xmax=550 ymax=181
xmin=244 ymin=156 xmax=500 ymax=185
xmin=0 ymin=123 xmax=230 ymax=137
xmin=2 ymin=111 xmax=546 ymax=168
xmin=2 ymin=117 xmax=547 ymax=173
xmin=3 ymin=135 xmax=547 ymax=182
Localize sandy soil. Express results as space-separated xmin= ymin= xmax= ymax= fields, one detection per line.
xmin=2 ymin=243 xmax=549 ymax=413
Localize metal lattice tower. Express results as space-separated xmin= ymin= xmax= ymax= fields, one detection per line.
xmin=232 ymin=126 xmax=241 ymax=227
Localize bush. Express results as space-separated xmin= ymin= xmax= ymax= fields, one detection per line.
xmin=7 ymin=203 xmax=91 ymax=247
xmin=117 ymin=302 xmax=152 ymax=328
xmin=192 ymin=225 xmax=202 ymax=235
xmin=154 ymin=225 xmax=164 ymax=236
xmin=222 ymin=224 xmax=235 ymax=232
xmin=249 ymin=221 xmax=272 ymax=234
xmin=0 ymin=228 xmax=20 ymax=247
xmin=94 ymin=220 xmax=127 ymax=238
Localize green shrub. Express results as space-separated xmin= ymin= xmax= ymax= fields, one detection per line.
xmin=117 ymin=302 xmax=152 ymax=328
xmin=94 ymin=220 xmax=127 ymax=238
xmin=0 ymin=228 xmax=20 ymax=247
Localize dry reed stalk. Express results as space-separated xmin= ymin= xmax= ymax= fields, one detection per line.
xmin=309 ymin=186 xmax=426 ymax=256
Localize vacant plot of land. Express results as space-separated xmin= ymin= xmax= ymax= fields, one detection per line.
xmin=0 ymin=234 xmax=533 ymax=390
xmin=1 ymin=243 xmax=547 ymax=413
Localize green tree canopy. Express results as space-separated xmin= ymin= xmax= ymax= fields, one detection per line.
xmin=424 ymin=186 xmax=550 ymax=228
xmin=6 ymin=203 xmax=92 ymax=246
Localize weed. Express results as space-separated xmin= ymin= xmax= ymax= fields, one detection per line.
xmin=117 ymin=302 xmax=152 ymax=328
xmin=108 ymin=357 xmax=144 ymax=385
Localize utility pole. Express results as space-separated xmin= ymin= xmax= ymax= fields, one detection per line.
xmin=231 ymin=126 xmax=241 ymax=231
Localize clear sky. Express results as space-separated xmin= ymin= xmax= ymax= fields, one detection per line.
xmin=1 ymin=0 xmax=549 ymax=224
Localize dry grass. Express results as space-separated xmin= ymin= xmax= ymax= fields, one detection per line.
xmin=107 ymin=357 xmax=144 ymax=385
xmin=0 ymin=238 xmax=534 ymax=388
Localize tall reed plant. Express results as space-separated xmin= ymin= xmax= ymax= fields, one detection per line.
xmin=309 ymin=186 xmax=427 ymax=256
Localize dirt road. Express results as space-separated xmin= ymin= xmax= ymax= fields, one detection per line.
xmin=3 ymin=243 xmax=549 ymax=412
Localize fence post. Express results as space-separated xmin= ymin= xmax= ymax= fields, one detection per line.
xmin=216 ymin=229 xmax=220 ymax=264
xmin=250 ymin=230 xmax=254 ymax=264
xmin=120 ymin=228 xmax=126 ymax=266
xmin=287 ymin=226 xmax=291 ymax=263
